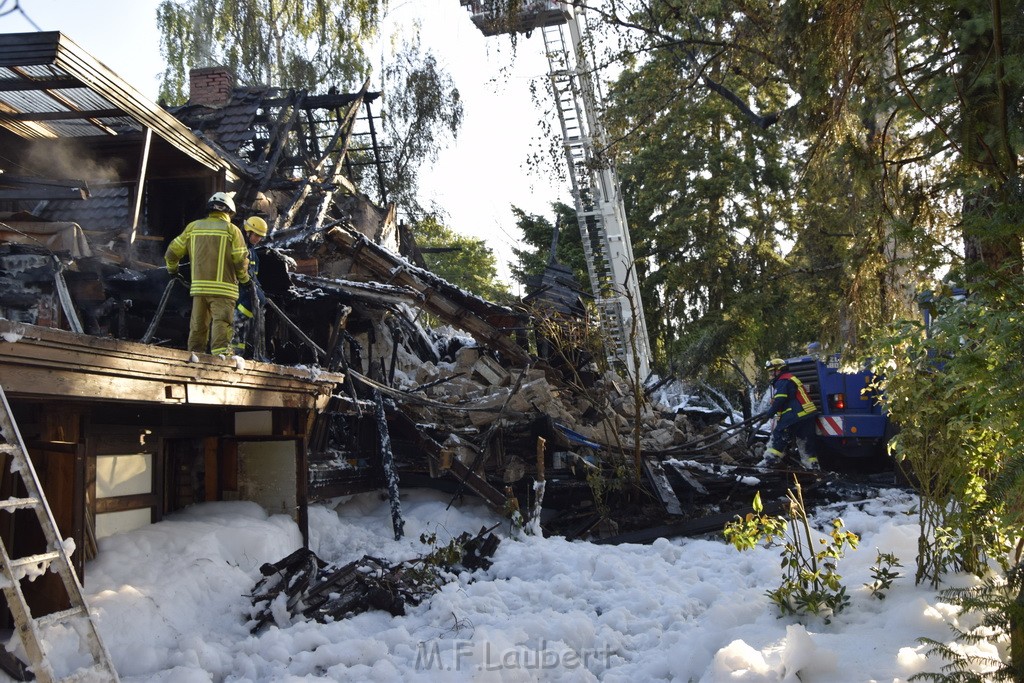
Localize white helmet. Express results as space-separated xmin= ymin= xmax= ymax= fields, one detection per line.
xmin=207 ymin=191 xmax=236 ymax=214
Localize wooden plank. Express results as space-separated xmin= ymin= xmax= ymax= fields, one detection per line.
xmin=325 ymin=226 xmax=532 ymax=365
xmin=295 ymin=439 xmax=308 ymax=548
xmin=152 ymin=446 xmax=164 ymax=523
xmin=0 ymin=320 xmax=343 ymax=410
xmin=71 ymin=445 xmax=85 ymax=576
xmin=94 ymin=492 xmax=158 ymax=514
xmin=445 ymin=456 xmax=507 ymax=510
xmin=642 ymin=458 xmax=683 ymax=516
xmin=1 ymin=365 xmax=181 ymax=403
xmin=84 ymin=446 xmax=97 ymax=560
xmin=0 ymin=318 xmax=342 ymax=385
xmin=185 ymin=383 xmax=317 ymax=409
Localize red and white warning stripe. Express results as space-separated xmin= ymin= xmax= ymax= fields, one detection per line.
xmin=816 ymin=416 xmax=843 ymax=436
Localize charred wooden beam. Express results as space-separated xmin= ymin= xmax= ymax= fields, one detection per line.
xmin=248 ymin=527 xmax=499 ymax=632
xmin=591 ymin=502 xmax=787 ymax=546
xmin=382 ymin=404 xmax=508 ymax=512
xmin=373 ymin=390 xmax=404 ymax=541
xmin=291 ymin=273 xmax=421 ymax=307
xmin=312 ymin=79 xmax=371 ymax=225
xmin=326 ymin=226 xmax=532 ymax=366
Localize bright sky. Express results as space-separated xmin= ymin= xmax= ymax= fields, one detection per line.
xmin=32 ymin=486 xmax=997 ymax=681
xmin=0 ymin=0 xmax=567 ymax=289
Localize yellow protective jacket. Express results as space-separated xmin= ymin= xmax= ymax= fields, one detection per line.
xmin=165 ymin=211 xmax=250 ymax=299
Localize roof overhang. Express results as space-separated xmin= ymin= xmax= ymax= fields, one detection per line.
xmin=0 ymin=319 xmax=343 ymax=411
xmin=0 ymin=32 xmax=241 ymax=182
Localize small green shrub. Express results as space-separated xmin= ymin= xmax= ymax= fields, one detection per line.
xmin=724 ymin=478 xmax=859 ymax=623
xmin=866 ymin=550 xmax=903 ymax=599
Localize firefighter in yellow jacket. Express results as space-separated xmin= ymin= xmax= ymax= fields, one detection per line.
xmin=165 ymin=192 xmax=250 ymax=356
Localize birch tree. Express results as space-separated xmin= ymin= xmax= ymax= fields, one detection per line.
xmin=156 ymin=0 xmax=383 ymax=102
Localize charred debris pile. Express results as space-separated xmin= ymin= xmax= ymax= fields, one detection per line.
xmin=248 ymin=527 xmax=501 ymax=632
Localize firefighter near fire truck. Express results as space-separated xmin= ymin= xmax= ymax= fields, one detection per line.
xmin=761 ymin=357 xmax=820 ymax=470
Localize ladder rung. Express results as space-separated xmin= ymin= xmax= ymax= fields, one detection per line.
xmin=34 ymin=605 xmax=87 ymax=629
xmin=9 ymin=551 xmax=60 ymax=570
xmin=0 ymin=497 xmax=40 ymax=511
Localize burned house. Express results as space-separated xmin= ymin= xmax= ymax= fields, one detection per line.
xmin=0 ymin=30 xmax=542 ymax=587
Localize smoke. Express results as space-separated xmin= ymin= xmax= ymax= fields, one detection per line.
xmin=19 ymin=139 xmax=125 ymax=183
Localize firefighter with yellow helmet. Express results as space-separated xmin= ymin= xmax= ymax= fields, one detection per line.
xmin=165 ymin=192 xmax=250 ymax=356
xmin=234 ymin=215 xmax=269 ymax=359
xmin=761 ymin=358 xmax=820 ymax=470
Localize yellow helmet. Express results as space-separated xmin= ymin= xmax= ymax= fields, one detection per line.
xmin=244 ymin=216 xmax=268 ymax=237
xmin=765 ymin=358 xmax=787 ymax=372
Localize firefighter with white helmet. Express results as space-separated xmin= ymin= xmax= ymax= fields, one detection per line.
xmin=164 ymin=191 xmax=250 ymax=356
xmin=761 ymin=357 xmax=820 ymax=470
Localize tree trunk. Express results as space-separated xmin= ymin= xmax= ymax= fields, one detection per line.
xmin=958 ymin=0 xmax=1023 ymax=274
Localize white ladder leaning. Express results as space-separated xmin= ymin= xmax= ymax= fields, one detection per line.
xmin=0 ymin=384 xmax=118 ymax=682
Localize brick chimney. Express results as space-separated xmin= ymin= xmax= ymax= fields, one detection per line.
xmin=189 ymin=66 xmax=234 ymax=107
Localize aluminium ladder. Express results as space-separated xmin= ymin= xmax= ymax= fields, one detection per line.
xmin=458 ymin=1 xmax=653 ymax=378
xmin=539 ymin=14 xmax=652 ymax=379
xmin=0 ymin=385 xmax=119 ymax=682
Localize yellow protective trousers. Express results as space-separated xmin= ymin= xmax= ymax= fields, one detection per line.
xmin=188 ymin=295 xmax=236 ymax=355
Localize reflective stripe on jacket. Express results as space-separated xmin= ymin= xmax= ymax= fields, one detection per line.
xmin=768 ymin=372 xmax=817 ymax=421
xmin=165 ymin=211 xmax=250 ymax=299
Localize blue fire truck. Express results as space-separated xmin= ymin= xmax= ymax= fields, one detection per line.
xmin=778 ymin=351 xmax=892 ymax=470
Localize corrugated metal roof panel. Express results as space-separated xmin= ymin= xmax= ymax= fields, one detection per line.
xmin=0 ymin=32 xmax=242 ymax=180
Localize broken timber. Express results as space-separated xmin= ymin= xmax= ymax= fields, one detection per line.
xmin=591 ymin=501 xmax=788 ymax=546
xmin=326 ymin=226 xmax=531 ymax=366
xmin=380 ymin=402 xmax=508 ymax=512
xmin=373 ymin=389 xmax=404 ymax=541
